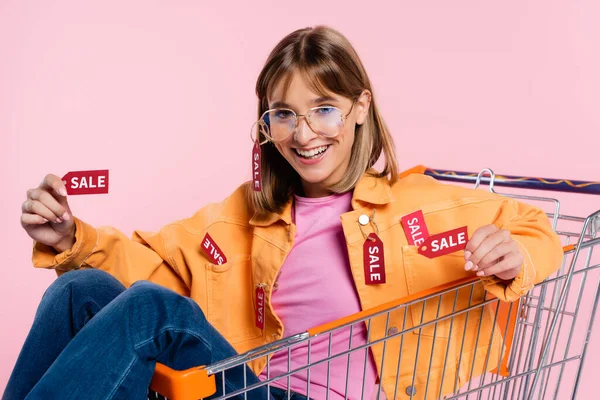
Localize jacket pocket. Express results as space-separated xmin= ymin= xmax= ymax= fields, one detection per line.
xmin=206 ymin=255 xmax=263 ymax=345
xmin=402 ymin=246 xmax=485 ymax=338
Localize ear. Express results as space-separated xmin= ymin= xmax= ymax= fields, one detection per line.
xmin=355 ymin=89 xmax=372 ymax=125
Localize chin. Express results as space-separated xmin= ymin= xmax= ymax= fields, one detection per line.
xmin=298 ymin=171 xmax=332 ymax=184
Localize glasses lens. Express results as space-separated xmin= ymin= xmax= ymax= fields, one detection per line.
xmin=308 ymin=107 xmax=344 ymax=137
xmin=263 ymin=109 xmax=296 ymax=141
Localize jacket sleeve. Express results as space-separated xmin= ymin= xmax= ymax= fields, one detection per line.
xmin=32 ymin=216 xmax=190 ymax=296
xmin=479 ymin=197 xmax=564 ymax=302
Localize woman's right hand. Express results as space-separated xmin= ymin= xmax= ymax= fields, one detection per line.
xmin=21 ymin=174 xmax=76 ymax=253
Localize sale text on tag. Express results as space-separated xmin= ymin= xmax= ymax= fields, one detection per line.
xmin=202 ymin=233 xmax=227 ymax=265
xmin=255 ymin=285 xmax=265 ymax=330
xmin=401 ymin=210 xmax=430 ymax=246
xmin=418 ymin=226 xmax=468 ymax=259
xmin=62 ymin=170 xmax=109 ymax=195
xmin=252 ymin=142 xmax=262 ymax=192
xmin=363 ymin=233 xmax=386 ymax=284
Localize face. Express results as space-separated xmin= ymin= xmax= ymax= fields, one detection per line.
xmin=267 ymin=71 xmax=370 ymax=197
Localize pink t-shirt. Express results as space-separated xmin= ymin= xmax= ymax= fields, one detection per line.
xmin=258 ymin=192 xmax=378 ymax=399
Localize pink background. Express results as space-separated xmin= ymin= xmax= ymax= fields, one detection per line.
xmin=1 ymin=0 xmax=598 ymax=396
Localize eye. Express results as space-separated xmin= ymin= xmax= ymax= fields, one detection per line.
xmin=274 ymin=109 xmax=295 ymax=119
xmin=315 ymin=106 xmax=335 ymax=115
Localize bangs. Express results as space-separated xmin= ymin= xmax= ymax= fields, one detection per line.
xmin=265 ymin=63 xmax=352 ymax=108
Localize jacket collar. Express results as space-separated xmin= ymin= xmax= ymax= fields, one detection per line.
xmin=249 ymin=169 xmax=394 ymax=227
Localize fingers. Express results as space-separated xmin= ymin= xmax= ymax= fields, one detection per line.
xmin=27 ymin=187 xmax=70 ymax=218
xmin=465 ymin=227 xmax=511 ymax=269
xmin=39 ymin=174 xmax=68 ymax=197
xmin=463 ymin=224 xmax=524 ymax=280
xmin=478 ymin=242 xmax=514 ymax=269
xmin=465 ymin=224 xmax=498 ymax=257
xmin=22 ymin=199 xmax=66 ymax=223
xmin=475 ymin=253 xmax=523 ymax=278
xmin=21 ymin=213 xmax=49 ymax=226
xmin=26 ymin=187 xmax=70 ymax=220
xmin=22 ymin=174 xmax=71 ymax=225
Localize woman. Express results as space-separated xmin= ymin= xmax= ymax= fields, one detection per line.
xmin=5 ymin=26 xmax=563 ymax=400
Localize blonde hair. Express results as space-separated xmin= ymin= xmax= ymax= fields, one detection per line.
xmin=251 ymin=26 xmax=398 ymax=214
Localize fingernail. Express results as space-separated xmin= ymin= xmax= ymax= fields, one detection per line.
xmin=42 ymin=218 xmax=49 ymax=223
xmin=59 ymin=188 xmax=67 ymax=196
xmin=477 ymin=271 xmax=485 ymax=276
xmin=472 ymin=265 xmax=479 ymax=271
xmin=56 ymin=218 xmax=62 ymax=223
xmin=62 ymin=212 xmax=70 ymax=221
xmin=465 ymin=261 xmax=473 ymax=271
xmin=464 ymin=251 xmax=471 ymax=260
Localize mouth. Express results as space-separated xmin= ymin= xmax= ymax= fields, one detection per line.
xmin=293 ymin=145 xmax=330 ymax=160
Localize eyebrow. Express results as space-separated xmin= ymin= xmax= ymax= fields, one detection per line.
xmin=270 ymin=96 xmax=340 ymax=109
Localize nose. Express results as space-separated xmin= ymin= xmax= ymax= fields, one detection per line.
xmin=293 ymin=116 xmax=317 ymax=145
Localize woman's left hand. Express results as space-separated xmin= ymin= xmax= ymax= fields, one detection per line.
xmin=464 ymin=224 xmax=524 ymax=280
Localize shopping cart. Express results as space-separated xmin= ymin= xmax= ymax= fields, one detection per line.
xmin=148 ymin=166 xmax=600 ymax=400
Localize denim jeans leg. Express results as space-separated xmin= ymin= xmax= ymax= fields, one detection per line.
xmin=24 ymin=280 xmax=272 ymax=400
xmin=3 ymin=269 xmax=125 ymax=400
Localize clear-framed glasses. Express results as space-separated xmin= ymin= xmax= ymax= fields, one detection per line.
xmin=251 ymin=102 xmax=355 ymax=144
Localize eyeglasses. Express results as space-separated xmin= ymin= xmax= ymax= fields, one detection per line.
xmin=251 ymin=102 xmax=355 ymax=144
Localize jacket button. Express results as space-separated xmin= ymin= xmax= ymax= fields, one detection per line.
xmin=388 ymin=327 xmax=398 ymax=335
xmin=405 ymin=386 xmax=417 ymax=396
xmin=358 ymin=214 xmax=370 ymax=226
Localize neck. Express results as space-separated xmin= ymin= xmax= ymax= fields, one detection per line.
xmin=300 ymin=181 xmax=333 ymax=198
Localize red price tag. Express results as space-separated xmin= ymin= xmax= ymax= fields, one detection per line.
xmin=401 ymin=210 xmax=430 ymax=246
xmin=418 ymin=226 xmax=468 ymax=259
xmin=255 ymin=285 xmax=265 ymax=329
xmin=363 ymin=233 xmax=386 ymax=284
xmin=252 ymin=142 xmax=262 ymax=192
xmin=61 ymin=170 xmax=109 ymax=195
xmin=201 ymin=233 xmax=227 ymax=265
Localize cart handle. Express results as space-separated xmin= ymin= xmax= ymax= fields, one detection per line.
xmin=400 ymin=165 xmax=600 ymax=195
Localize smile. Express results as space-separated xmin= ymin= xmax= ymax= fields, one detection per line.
xmin=294 ymin=145 xmax=330 ymax=159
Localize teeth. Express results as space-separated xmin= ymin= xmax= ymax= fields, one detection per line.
xmin=296 ymin=146 xmax=328 ymax=158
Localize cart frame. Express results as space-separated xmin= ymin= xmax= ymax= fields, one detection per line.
xmin=149 ymin=166 xmax=600 ymax=400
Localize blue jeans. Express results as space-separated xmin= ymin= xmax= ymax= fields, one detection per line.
xmin=3 ymin=269 xmax=308 ymax=400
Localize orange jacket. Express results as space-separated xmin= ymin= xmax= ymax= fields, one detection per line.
xmin=32 ymin=171 xmax=563 ymax=399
